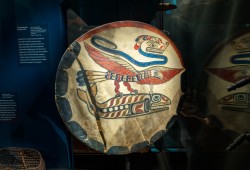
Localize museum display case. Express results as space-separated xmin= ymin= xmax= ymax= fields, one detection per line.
xmin=0 ymin=0 xmax=249 ymax=169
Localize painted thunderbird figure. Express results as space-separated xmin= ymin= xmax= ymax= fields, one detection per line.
xmin=84 ymin=35 xmax=182 ymax=96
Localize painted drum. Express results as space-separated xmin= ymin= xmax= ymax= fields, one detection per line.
xmin=55 ymin=21 xmax=184 ymax=154
xmin=205 ymin=29 xmax=250 ymax=134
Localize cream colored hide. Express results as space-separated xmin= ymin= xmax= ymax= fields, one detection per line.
xmin=55 ymin=21 xmax=184 ymax=154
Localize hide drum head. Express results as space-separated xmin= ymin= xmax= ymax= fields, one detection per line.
xmin=205 ymin=29 xmax=250 ymax=134
xmin=55 ymin=21 xmax=184 ymax=154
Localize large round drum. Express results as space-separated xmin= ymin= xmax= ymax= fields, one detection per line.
xmin=55 ymin=21 xmax=184 ymax=154
xmin=205 ymin=29 xmax=250 ymax=134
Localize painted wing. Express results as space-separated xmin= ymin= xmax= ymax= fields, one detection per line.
xmin=84 ymin=42 xmax=139 ymax=76
xmin=207 ymin=65 xmax=250 ymax=83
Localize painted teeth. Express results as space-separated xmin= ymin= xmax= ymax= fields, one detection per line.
xmin=151 ymin=105 xmax=168 ymax=110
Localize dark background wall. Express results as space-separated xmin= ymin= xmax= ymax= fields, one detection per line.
xmin=70 ymin=0 xmax=160 ymax=25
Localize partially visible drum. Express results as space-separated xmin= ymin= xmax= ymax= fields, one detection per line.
xmin=205 ymin=29 xmax=250 ymax=134
xmin=55 ymin=21 xmax=184 ymax=154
